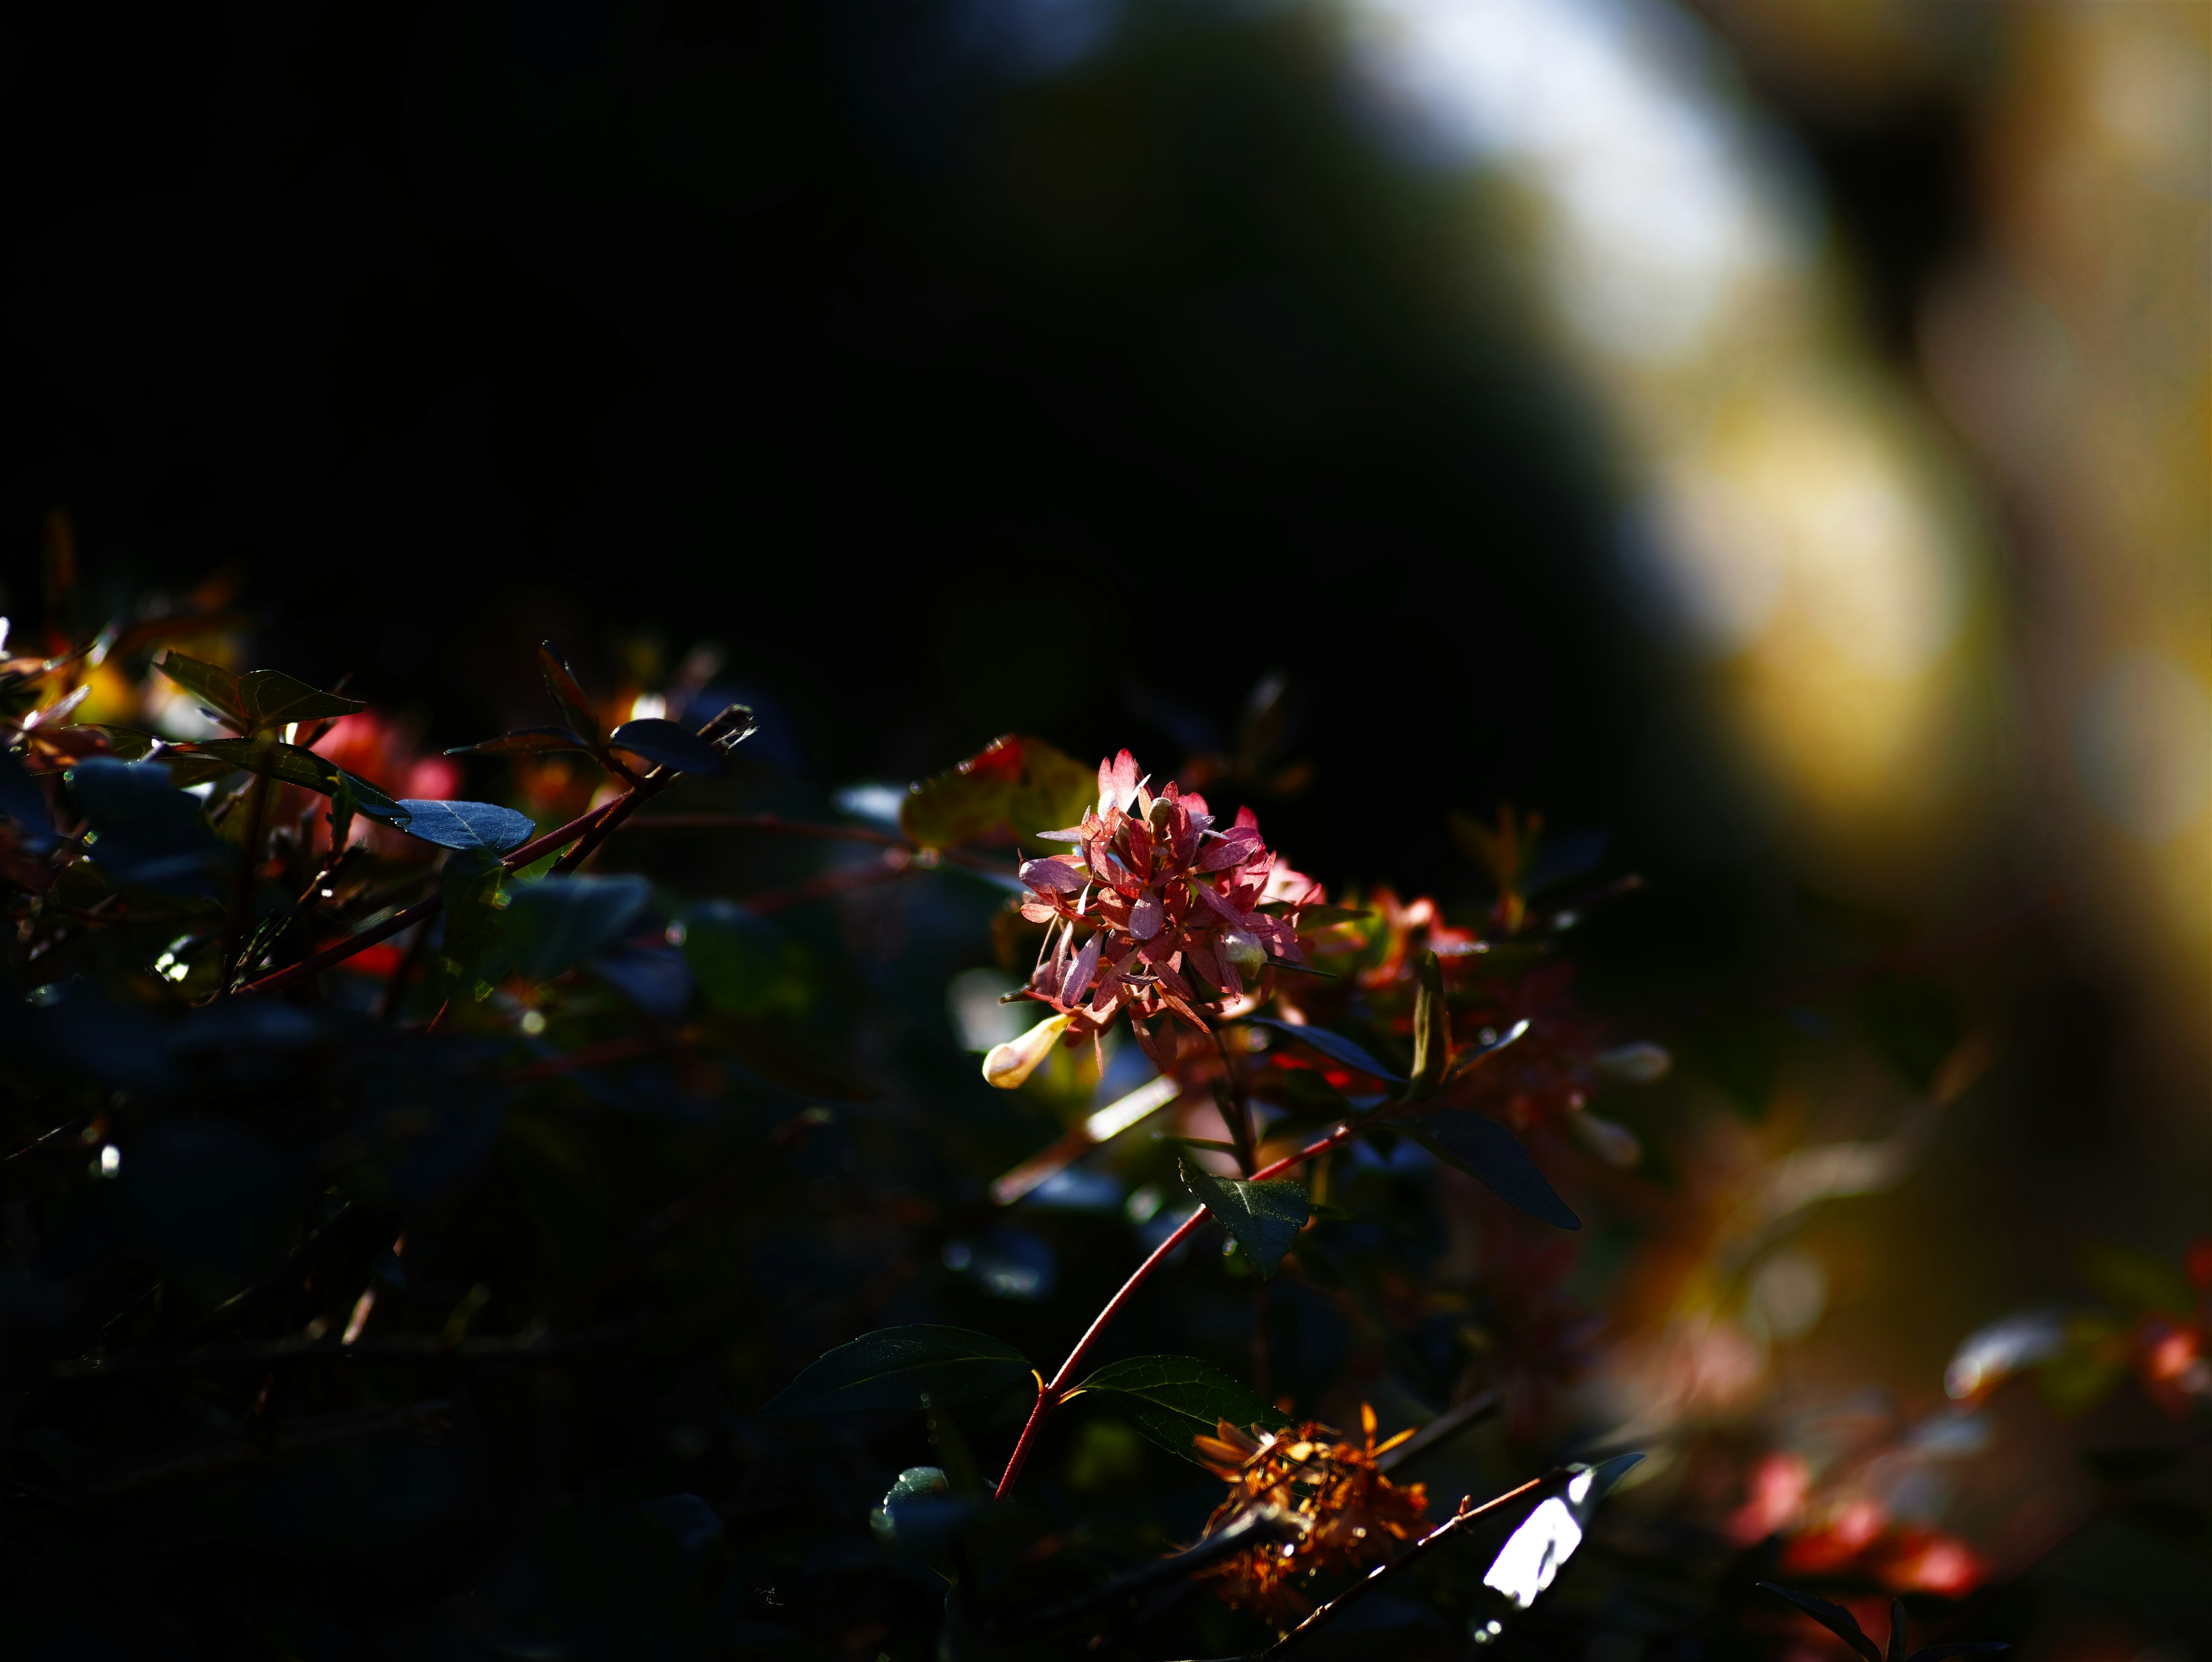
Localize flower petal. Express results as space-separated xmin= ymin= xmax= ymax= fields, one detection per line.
xmin=982 ymin=1010 xmax=1074 ymax=1088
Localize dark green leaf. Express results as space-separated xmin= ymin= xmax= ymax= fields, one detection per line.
xmin=537 ymin=642 xmax=603 ymax=749
xmin=435 ymin=850 xmax=506 ymax=998
xmin=444 ymin=726 xmax=594 ymax=758
xmin=683 ymin=900 xmax=810 ymax=1019
xmin=327 ymin=773 xmax=357 ymax=851
xmin=1401 ymin=1112 xmax=1579 ymax=1229
xmin=66 ymin=758 xmax=230 ymax=896
xmin=501 ymin=874 xmax=651 ymax=982
xmin=1758 ymin=1584 xmax=1884 ymax=1662
xmin=1076 ymin=1354 xmax=1283 ymax=1461
xmin=185 ymin=739 xmax=404 ymax=824
xmin=607 ymin=718 xmax=731 ymax=777
xmin=84 ymin=725 xmax=157 ymax=760
xmin=1408 ymin=950 xmax=1448 ymax=1099
xmin=761 ymin=1325 xmax=1030 ymax=1416
xmin=1855 ymin=975 xmax=1967 ymax=1093
xmin=154 ymin=653 xmax=244 ymax=725
xmin=233 ymin=669 xmax=366 ymax=733
xmin=1179 ymin=1159 xmax=1310 ymax=1275
xmin=1236 ymin=1016 xmax=1404 ymax=1082
xmin=393 ymin=798 xmax=535 ymax=853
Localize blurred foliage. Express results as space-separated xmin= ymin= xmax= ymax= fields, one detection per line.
xmin=0 ymin=564 xmax=2185 ymax=1660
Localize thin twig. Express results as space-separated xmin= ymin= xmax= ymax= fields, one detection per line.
xmin=1245 ymin=1475 xmax=1550 ymax=1660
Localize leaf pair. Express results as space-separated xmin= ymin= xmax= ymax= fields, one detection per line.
xmin=165 ymin=737 xmax=535 ymax=853
xmin=761 ymin=1324 xmax=1278 ymax=1465
xmin=445 ymin=642 xmax=738 ymax=780
xmin=1759 ymin=1585 xmax=2008 ymax=1662
xmin=156 ymin=653 xmax=364 ymax=735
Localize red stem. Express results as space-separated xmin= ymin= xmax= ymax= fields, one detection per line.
xmin=991 ymin=1115 xmax=1368 ymax=1501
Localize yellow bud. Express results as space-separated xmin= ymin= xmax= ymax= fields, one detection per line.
xmin=1222 ymin=930 xmax=1266 ymax=978
xmin=981 ymin=1010 xmax=1074 ymax=1089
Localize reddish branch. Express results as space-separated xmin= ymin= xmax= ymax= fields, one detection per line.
xmin=992 ymin=1112 xmax=1376 ymax=1501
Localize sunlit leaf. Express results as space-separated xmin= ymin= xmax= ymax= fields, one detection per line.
xmin=762 ymin=1325 xmax=1030 ymax=1416
xmin=1482 ymin=1453 xmax=1642 ymax=1610
xmin=392 ymin=798 xmax=536 ymax=853
xmin=607 ymin=717 xmax=731 ymax=778
xmin=233 ymin=669 xmax=366 ymax=733
xmin=1077 ymin=1354 xmax=1283 ymax=1460
xmin=154 ymin=652 xmax=244 ymax=725
xmin=1400 ymin=1112 xmax=1579 ymax=1229
xmin=185 ymin=739 xmax=404 ymax=824
xmin=1179 ymin=1159 xmax=1309 ymax=1275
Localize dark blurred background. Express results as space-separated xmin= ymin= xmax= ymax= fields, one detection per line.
xmin=2 ymin=0 xmax=2207 ymax=1496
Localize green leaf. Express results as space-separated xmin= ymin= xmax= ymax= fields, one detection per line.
xmin=118 ymin=1118 xmax=300 ymax=1308
xmin=538 ymin=642 xmax=604 ymax=750
xmin=682 ymin=900 xmax=812 ymax=1019
xmin=392 ymin=799 xmax=535 ymax=853
xmin=1758 ymin=1585 xmax=1883 ymax=1662
xmin=607 ymin=718 xmax=731 ymax=777
xmin=66 ymin=758 xmax=230 ymax=896
xmin=233 ymin=669 xmax=366 ymax=733
xmin=900 ymin=734 xmax=1095 ymax=851
xmin=445 ymin=726 xmax=595 ymax=759
xmin=501 ymin=874 xmax=651 ymax=982
xmin=154 ymin=653 xmax=245 ymax=725
xmin=1855 ymin=975 xmax=1967 ymax=1093
xmin=1076 ymin=1354 xmax=1284 ymax=1462
xmin=436 ymin=849 xmax=507 ymax=998
xmin=1400 ymin=1112 xmax=1580 ymax=1229
xmin=1179 ymin=1159 xmax=1310 ymax=1275
xmin=327 ymin=773 xmax=358 ymax=851
xmin=184 ymin=739 xmax=404 ymax=824
xmin=1408 ymin=950 xmax=1448 ymax=1099
xmin=84 ymin=724 xmax=157 ymax=760
xmin=761 ymin=1325 xmax=1030 ymax=1416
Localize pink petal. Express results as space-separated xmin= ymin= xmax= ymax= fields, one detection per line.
xmin=1019 ymin=857 xmax=1086 ymax=895
xmin=1130 ymin=893 xmax=1164 ymax=940
xmin=1018 ymin=896 xmax=1059 ymax=923
xmin=1061 ymin=932 xmax=1103 ymax=1005
xmin=1194 ymin=882 xmax=1249 ymax=927
xmin=1098 ymin=749 xmax=1141 ymax=815
xmin=1234 ymin=805 xmax=1259 ymax=832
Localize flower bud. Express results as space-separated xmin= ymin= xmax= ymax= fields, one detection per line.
xmin=981 ymin=1010 xmax=1074 ymax=1089
xmin=1221 ymin=929 xmax=1267 ymax=979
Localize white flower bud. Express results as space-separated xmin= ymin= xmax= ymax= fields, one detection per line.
xmin=981 ymin=1010 xmax=1074 ymax=1089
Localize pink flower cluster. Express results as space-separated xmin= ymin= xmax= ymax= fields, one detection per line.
xmin=988 ymin=751 xmax=1313 ymax=1081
